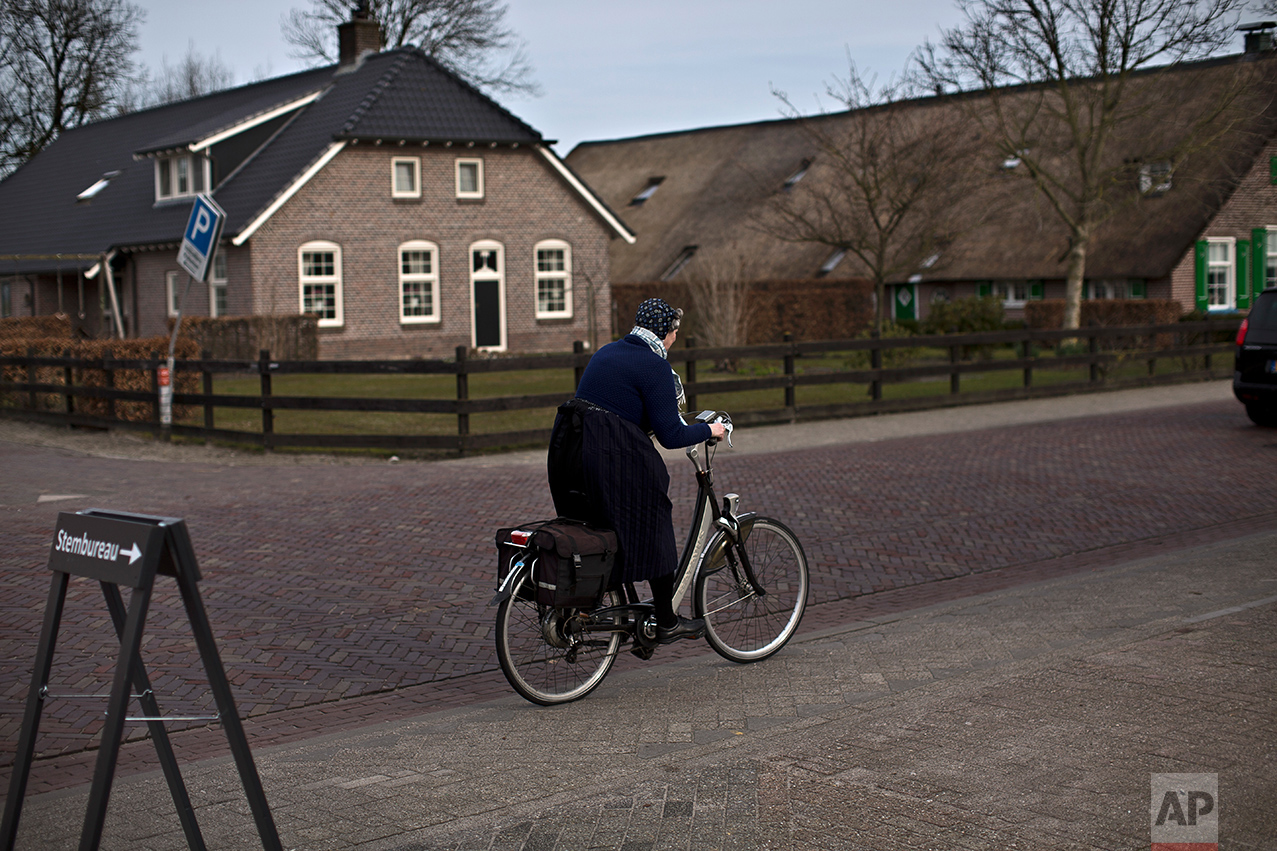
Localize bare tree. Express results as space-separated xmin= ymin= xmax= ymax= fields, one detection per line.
xmin=0 ymin=0 xmax=143 ymax=178
xmin=683 ymin=245 xmax=755 ymax=370
xmin=117 ymin=42 xmax=236 ymax=113
xmin=916 ymin=0 xmax=1252 ymax=329
xmin=282 ymin=0 xmax=538 ymax=95
xmin=761 ymin=63 xmax=987 ymax=334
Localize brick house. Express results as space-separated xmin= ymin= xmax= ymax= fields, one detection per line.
xmin=565 ymin=46 xmax=1277 ymax=327
xmin=0 ymin=11 xmax=633 ymax=357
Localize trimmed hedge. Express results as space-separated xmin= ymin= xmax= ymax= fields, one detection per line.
xmin=1025 ymin=299 xmax=1182 ymax=329
xmin=169 ymin=314 xmax=319 ymax=360
xmin=0 ymin=313 xmax=75 ymax=341
xmin=1 ymin=337 xmax=199 ymax=421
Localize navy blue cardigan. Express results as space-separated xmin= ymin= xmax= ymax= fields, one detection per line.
xmin=575 ymin=335 xmax=711 ymax=448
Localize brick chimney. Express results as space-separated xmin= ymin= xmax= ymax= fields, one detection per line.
xmin=338 ymin=0 xmax=382 ymax=69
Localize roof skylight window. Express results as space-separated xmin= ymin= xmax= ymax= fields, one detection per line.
xmin=660 ymin=245 xmax=697 ymax=280
xmin=77 ymin=170 xmax=122 ymax=202
xmin=783 ymin=159 xmax=811 ymax=191
xmin=817 ymin=248 xmax=847 ymax=276
xmin=631 ymin=177 xmax=664 ymax=206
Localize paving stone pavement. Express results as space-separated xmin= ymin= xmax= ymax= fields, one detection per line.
xmin=2 ymin=380 xmax=1276 ymax=824
xmin=6 ymin=529 xmax=1274 ymax=849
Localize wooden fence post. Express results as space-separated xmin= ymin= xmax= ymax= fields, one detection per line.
xmin=259 ymin=349 xmax=274 ymax=450
xmin=573 ymin=341 xmax=586 ymax=392
xmin=1022 ymin=338 xmax=1033 ymax=388
xmin=783 ymin=333 xmax=795 ymax=413
xmin=1089 ymin=333 xmax=1099 ymax=383
xmin=949 ymin=338 xmax=960 ymax=395
xmin=1204 ymin=318 xmax=1213 ymax=372
xmin=455 ymin=345 xmax=469 ymax=457
xmin=870 ymin=330 xmax=882 ymax=402
xmin=202 ymin=349 xmax=214 ymax=443
xmin=685 ymin=335 xmax=697 ymax=413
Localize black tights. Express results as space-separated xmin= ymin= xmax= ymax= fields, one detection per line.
xmin=649 ymin=572 xmax=679 ymax=627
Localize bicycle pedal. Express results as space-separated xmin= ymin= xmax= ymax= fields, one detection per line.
xmin=630 ymin=645 xmax=655 ymax=661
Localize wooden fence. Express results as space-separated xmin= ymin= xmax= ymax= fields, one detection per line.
xmin=0 ymin=320 xmax=1241 ymax=455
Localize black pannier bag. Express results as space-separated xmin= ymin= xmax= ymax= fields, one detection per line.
xmin=531 ymin=520 xmax=618 ymax=608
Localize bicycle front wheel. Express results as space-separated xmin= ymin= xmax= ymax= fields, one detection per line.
xmin=495 ymin=562 xmax=622 ymax=705
xmin=693 ymin=515 xmax=808 ymax=663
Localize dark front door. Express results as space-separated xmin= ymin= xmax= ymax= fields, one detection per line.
xmin=474 ymin=278 xmax=501 ymax=348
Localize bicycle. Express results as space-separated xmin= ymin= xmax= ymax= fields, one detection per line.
xmin=490 ymin=411 xmax=809 ymax=705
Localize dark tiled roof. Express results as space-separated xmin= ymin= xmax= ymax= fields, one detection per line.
xmin=0 ymin=49 xmax=545 ymax=274
xmin=336 ymin=49 xmax=542 ymax=144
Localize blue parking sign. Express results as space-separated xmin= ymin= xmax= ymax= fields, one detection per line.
xmin=177 ymin=194 xmax=226 ymax=282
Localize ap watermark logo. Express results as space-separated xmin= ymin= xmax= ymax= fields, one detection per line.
xmin=1151 ymin=773 xmax=1217 ymax=850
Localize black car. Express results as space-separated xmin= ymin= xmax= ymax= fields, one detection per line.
xmin=1234 ymin=287 xmax=1277 ymax=426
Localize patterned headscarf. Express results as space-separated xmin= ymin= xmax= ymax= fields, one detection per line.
xmin=633 ymin=298 xmax=682 ymax=338
xmin=629 ymin=298 xmax=687 ymax=414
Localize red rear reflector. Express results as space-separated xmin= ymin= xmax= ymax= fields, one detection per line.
xmin=1236 ymin=318 xmax=1248 ymax=346
xmin=510 ymin=530 xmax=531 ymax=546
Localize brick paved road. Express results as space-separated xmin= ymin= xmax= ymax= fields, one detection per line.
xmin=2 ymin=395 xmax=1275 ymax=795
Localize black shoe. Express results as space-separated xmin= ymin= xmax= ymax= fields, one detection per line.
xmin=656 ymin=616 xmax=706 ymax=644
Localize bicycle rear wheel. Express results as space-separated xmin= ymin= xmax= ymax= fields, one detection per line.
xmin=693 ymin=515 xmax=808 ymax=663
xmin=495 ymin=562 xmax=622 ymax=705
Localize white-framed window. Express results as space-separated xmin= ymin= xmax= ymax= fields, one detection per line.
xmin=470 ymin=239 xmax=506 ymax=350
xmin=298 ymin=241 xmax=343 ymax=327
xmin=399 ymin=240 xmax=440 ymax=323
xmin=165 ymin=271 xmax=182 ymax=318
xmin=1206 ymin=238 xmax=1235 ymax=310
xmin=392 ymin=157 xmax=420 ymax=198
xmin=209 ymin=251 xmax=228 ymax=318
xmin=992 ymin=280 xmax=1028 ymax=308
xmin=456 ymin=158 xmax=484 ymax=199
xmin=154 ymin=154 xmax=209 ymax=201
xmin=534 ymin=239 xmax=572 ymax=319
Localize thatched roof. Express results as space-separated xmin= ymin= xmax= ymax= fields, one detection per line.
xmin=566 ymin=51 xmax=1277 ymax=286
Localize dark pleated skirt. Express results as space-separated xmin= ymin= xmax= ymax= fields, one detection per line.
xmin=548 ymin=400 xmax=677 ymax=583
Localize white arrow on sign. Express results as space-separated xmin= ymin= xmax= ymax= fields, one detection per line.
xmin=121 ymin=543 xmax=142 ymax=565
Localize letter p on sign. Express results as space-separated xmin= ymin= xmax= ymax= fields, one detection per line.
xmin=1151 ymin=773 xmax=1217 ymax=850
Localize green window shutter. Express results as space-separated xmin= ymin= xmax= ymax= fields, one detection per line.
xmin=1237 ymin=239 xmax=1251 ymax=309
xmin=977 ymin=281 xmax=992 ymax=297
xmin=1194 ymin=240 xmax=1208 ymax=312
xmin=1128 ymin=279 xmax=1146 ymax=299
xmin=1082 ymin=281 xmax=1090 ymax=300
xmin=1254 ymin=228 xmax=1268 ymax=294
xmin=1271 ymin=156 xmax=1277 ymax=185
xmin=1028 ymin=280 xmax=1044 ymax=300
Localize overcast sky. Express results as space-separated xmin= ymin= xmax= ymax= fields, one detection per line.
xmin=135 ymin=1 xmax=1248 ymax=155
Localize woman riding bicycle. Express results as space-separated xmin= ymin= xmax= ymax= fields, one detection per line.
xmin=548 ymin=298 xmax=728 ymax=644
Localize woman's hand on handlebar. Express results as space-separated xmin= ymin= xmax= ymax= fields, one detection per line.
xmin=709 ymin=422 xmax=728 ymax=439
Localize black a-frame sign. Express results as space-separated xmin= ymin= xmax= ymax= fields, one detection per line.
xmin=0 ymin=509 xmax=281 ymax=851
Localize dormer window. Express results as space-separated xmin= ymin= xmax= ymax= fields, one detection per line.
xmin=77 ymin=170 xmax=121 ymax=202
xmin=1139 ymin=162 xmax=1172 ymax=196
xmin=783 ymin=160 xmax=811 ymax=191
xmin=155 ymin=154 xmax=208 ymax=201
xmin=630 ymin=177 xmax=664 ymax=206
